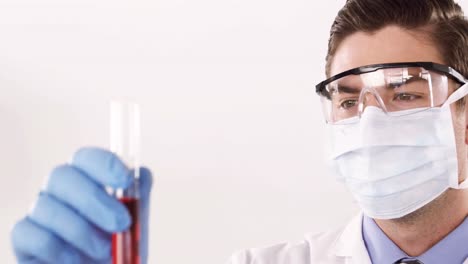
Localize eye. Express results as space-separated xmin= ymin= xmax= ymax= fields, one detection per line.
xmin=340 ymin=99 xmax=358 ymax=109
xmin=393 ymin=93 xmax=420 ymax=101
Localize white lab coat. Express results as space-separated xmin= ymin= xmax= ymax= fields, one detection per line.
xmin=227 ymin=213 xmax=468 ymax=264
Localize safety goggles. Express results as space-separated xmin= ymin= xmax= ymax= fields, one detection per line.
xmin=316 ymin=62 xmax=468 ymax=124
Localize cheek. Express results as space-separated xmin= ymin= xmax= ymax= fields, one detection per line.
xmin=450 ymin=106 xmax=468 ymax=181
xmin=450 ymin=106 xmax=466 ymax=145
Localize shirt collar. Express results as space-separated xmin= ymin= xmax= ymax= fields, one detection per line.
xmin=362 ymin=215 xmax=468 ymax=263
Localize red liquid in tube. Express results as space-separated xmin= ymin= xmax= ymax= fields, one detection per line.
xmin=112 ymin=197 xmax=140 ymax=264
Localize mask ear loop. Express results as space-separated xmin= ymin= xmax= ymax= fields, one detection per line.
xmin=442 ymin=83 xmax=468 ymax=107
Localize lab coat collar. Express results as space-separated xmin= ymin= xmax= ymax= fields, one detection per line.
xmin=332 ymin=212 xmax=372 ymax=264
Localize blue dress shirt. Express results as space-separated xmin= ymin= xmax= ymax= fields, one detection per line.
xmin=362 ymin=215 xmax=468 ymax=263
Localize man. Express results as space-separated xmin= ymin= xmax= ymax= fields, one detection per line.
xmin=10 ymin=0 xmax=468 ymax=263
xmin=228 ymin=0 xmax=468 ymax=263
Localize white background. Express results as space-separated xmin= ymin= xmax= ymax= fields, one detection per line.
xmin=1 ymin=0 xmax=466 ymax=263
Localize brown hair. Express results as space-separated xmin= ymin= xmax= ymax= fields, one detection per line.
xmin=326 ymin=0 xmax=468 ymax=80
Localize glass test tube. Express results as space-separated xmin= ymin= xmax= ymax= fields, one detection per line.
xmin=110 ymin=101 xmax=141 ymax=264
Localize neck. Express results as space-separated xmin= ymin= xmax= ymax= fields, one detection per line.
xmin=374 ymin=189 xmax=468 ymax=256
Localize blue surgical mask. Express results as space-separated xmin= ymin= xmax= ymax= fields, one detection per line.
xmin=327 ymin=83 xmax=468 ymax=219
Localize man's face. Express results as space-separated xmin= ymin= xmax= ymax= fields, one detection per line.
xmin=329 ymin=25 xmax=467 ymax=183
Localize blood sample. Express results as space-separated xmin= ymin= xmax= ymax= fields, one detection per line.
xmin=112 ymin=197 xmax=140 ymax=264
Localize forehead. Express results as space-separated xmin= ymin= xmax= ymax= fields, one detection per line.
xmin=329 ymin=25 xmax=445 ymax=77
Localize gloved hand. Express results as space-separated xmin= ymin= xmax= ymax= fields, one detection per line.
xmin=11 ymin=147 xmax=153 ymax=264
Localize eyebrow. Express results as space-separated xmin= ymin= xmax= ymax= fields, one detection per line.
xmin=336 ymin=85 xmax=361 ymax=94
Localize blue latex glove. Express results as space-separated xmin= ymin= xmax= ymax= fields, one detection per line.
xmin=11 ymin=147 xmax=153 ymax=264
